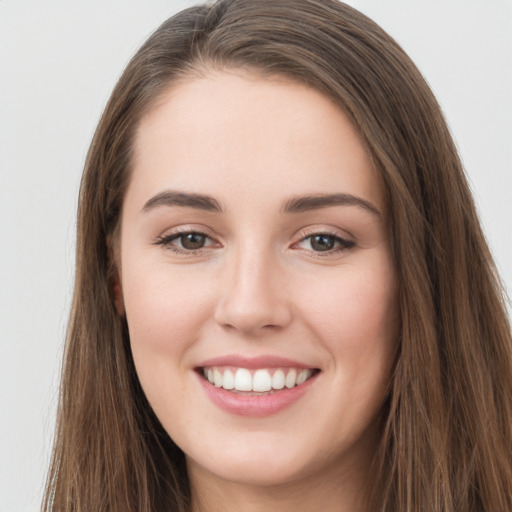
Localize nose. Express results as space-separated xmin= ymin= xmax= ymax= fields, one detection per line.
xmin=213 ymin=246 xmax=293 ymax=336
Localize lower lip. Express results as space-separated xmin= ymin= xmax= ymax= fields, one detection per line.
xmin=197 ymin=372 xmax=318 ymax=417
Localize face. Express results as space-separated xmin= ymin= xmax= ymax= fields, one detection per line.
xmin=118 ymin=71 xmax=398 ymax=491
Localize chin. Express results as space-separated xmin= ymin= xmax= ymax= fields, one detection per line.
xmin=184 ymin=428 xmax=353 ymax=490
xmin=188 ymin=452 xmax=314 ymax=488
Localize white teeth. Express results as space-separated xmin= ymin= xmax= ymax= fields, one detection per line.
xmin=234 ymin=368 xmax=253 ymax=391
xmin=285 ymin=369 xmax=297 ymax=388
xmin=222 ymin=369 xmax=235 ymax=390
xmin=271 ymin=369 xmax=285 ymax=390
xmin=253 ymin=369 xmax=272 ymax=392
xmin=296 ymin=369 xmax=309 ymax=385
xmin=213 ymin=368 xmax=223 ymax=387
xmin=203 ymin=366 xmax=315 ymax=392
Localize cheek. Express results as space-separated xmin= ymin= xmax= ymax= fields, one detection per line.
xmin=121 ymin=262 xmax=214 ymax=359
xmin=120 ymin=265 xmax=215 ymax=424
xmin=303 ymin=265 xmax=397 ymax=344
xmin=297 ymin=258 xmax=399 ymax=390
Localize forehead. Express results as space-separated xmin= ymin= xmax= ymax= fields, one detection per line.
xmin=128 ymin=71 xmax=384 ymax=214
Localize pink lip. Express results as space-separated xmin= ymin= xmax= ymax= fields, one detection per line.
xmin=196 ymin=354 xmax=314 ymax=369
xmin=194 ymin=355 xmax=319 ymax=417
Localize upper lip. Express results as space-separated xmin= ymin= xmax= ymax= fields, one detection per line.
xmin=196 ymin=354 xmax=318 ymax=370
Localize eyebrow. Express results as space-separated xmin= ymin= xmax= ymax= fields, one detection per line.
xmin=283 ymin=193 xmax=381 ymax=216
xmin=142 ymin=190 xmax=223 ymax=213
xmin=141 ymin=189 xmax=380 ymax=217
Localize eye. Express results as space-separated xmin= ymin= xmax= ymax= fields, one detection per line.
xmin=296 ymin=232 xmax=355 ymax=253
xmin=309 ymin=234 xmax=337 ymax=252
xmin=176 ymin=232 xmax=208 ymax=250
xmin=155 ymin=230 xmax=218 ymax=253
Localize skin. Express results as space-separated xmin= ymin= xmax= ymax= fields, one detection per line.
xmin=118 ymin=70 xmax=399 ymax=512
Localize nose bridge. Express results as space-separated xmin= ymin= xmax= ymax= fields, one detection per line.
xmin=214 ymin=238 xmax=292 ymax=335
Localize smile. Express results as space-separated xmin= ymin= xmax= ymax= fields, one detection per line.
xmin=201 ymin=366 xmax=317 ymax=393
xmin=195 ymin=359 xmax=320 ymax=416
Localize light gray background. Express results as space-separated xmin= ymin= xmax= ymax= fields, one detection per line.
xmin=1 ymin=1 xmax=511 ymax=510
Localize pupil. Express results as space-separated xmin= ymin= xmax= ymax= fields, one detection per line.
xmin=182 ymin=233 xmax=205 ymax=250
xmin=311 ymin=235 xmax=334 ymax=251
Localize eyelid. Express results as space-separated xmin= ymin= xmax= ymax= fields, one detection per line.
xmin=291 ymin=226 xmax=355 ymax=255
xmin=153 ymin=224 xmax=354 ymax=257
xmin=293 ymin=225 xmax=353 ymax=243
xmin=155 ymin=224 xmax=218 ymax=240
xmin=153 ymin=225 xmax=222 ymax=254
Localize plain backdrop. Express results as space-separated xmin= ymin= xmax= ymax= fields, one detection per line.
xmin=1 ymin=1 xmax=511 ymax=510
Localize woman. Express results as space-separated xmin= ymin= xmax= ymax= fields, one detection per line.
xmin=43 ymin=0 xmax=512 ymax=510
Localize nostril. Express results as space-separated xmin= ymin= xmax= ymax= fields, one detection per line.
xmin=214 ymin=300 xmax=292 ymax=335
xmin=212 ymin=260 xmax=293 ymax=334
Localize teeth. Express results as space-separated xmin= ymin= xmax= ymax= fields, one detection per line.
xmin=285 ymin=369 xmax=297 ymax=389
xmin=253 ymin=369 xmax=272 ymax=392
xmin=222 ymin=369 xmax=235 ymax=390
xmin=213 ymin=368 xmax=223 ymax=387
xmin=271 ymin=369 xmax=285 ymax=390
xmin=296 ymin=369 xmax=309 ymax=385
xmin=202 ymin=366 xmax=314 ymax=392
xmin=234 ymin=368 xmax=252 ymax=391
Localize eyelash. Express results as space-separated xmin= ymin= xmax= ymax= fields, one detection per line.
xmin=154 ymin=228 xmax=217 ymax=256
xmin=293 ymin=229 xmax=355 ymax=257
xmin=154 ymin=229 xmax=355 ymax=257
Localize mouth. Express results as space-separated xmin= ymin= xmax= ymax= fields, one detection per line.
xmin=195 ymin=355 xmax=321 ymax=416
xmin=196 ymin=366 xmax=320 ymax=395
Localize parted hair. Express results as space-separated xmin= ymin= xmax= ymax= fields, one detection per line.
xmin=43 ymin=1 xmax=512 ymax=510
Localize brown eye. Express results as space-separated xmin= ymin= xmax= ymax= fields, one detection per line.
xmin=179 ymin=233 xmax=207 ymax=250
xmin=310 ymin=234 xmax=336 ymax=252
xmin=155 ymin=231 xmax=216 ymax=253
xmin=295 ymin=232 xmax=355 ymax=254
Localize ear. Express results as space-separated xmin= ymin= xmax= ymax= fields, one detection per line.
xmin=107 ymin=236 xmax=125 ymax=316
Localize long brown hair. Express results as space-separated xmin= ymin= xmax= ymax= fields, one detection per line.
xmin=43 ymin=1 xmax=512 ymax=510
